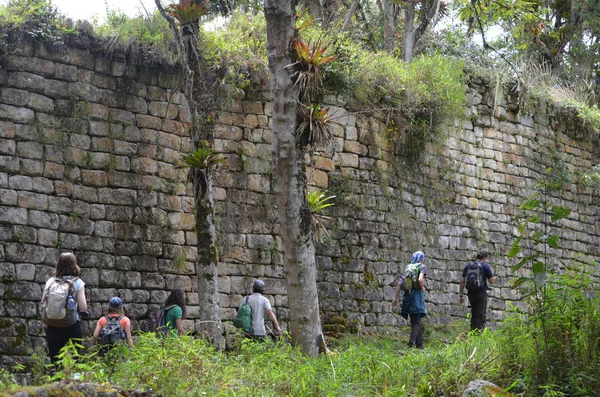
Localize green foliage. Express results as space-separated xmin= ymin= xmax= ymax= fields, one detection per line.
xmin=291 ymin=38 xmax=339 ymax=100
xmin=203 ymin=11 xmax=268 ymax=92
xmin=93 ymin=11 xmax=178 ymax=66
xmin=297 ymin=103 xmax=333 ymax=146
xmin=307 ymin=190 xmax=336 ymax=242
xmin=165 ymin=1 xmax=211 ymax=25
xmin=0 ymin=0 xmax=76 ymax=50
xmin=579 ymin=165 xmax=600 ymax=186
xmin=497 ymin=273 xmax=600 ymax=396
xmin=181 ymin=147 xmax=224 ymax=169
xmin=307 ymin=190 xmax=335 ymax=214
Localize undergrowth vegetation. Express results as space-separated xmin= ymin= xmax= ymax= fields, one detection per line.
xmin=1 ymin=272 xmax=597 ymax=396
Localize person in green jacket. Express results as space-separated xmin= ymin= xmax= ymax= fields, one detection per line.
xmin=163 ymin=289 xmax=187 ymax=335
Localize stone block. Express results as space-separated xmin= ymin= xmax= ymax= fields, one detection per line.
xmin=0 ymin=121 xmax=16 ymax=139
xmin=136 ymin=114 xmax=162 ymax=130
xmin=247 ymin=174 xmax=270 ymax=193
xmin=18 ymin=191 xmax=48 ymax=210
xmin=98 ymin=188 xmax=136 ymax=205
xmin=131 ymin=256 xmax=158 ymax=272
xmin=0 ymin=139 xmax=16 ymax=156
xmin=0 ymin=104 xmax=34 ymax=123
xmin=5 ymin=243 xmax=46 ymax=263
xmin=132 ymin=157 xmax=158 ymax=174
xmin=108 ymin=108 xmax=136 ymax=126
xmin=16 ymin=141 xmax=44 ymax=160
xmin=162 ymin=119 xmax=188 ymax=136
xmin=307 ymin=168 xmax=328 ymax=189
xmin=80 ymin=170 xmax=108 ymax=187
xmin=168 ymin=212 xmax=195 ymax=231
xmin=148 ymin=102 xmax=178 ymax=119
xmin=0 ymin=87 xmax=29 ymax=106
xmin=59 ymin=215 xmax=94 ymax=235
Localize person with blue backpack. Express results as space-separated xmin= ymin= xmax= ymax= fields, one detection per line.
xmin=392 ymin=251 xmax=427 ymax=349
xmin=459 ymin=251 xmax=495 ymax=331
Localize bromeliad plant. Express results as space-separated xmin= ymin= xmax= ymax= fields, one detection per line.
xmin=307 ymin=190 xmax=335 ymax=242
xmin=289 ymin=38 xmax=338 ymax=101
xmin=181 ymin=146 xmax=224 ymax=170
xmin=165 ymin=1 xmax=210 ymax=25
xmin=297 ymin=102 xmax=333 ymax=146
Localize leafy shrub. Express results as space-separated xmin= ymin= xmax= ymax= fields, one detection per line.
xmin=93 ymin=11 xmax=178 ymax=66
xmin=496 ymin=273 xmax=600 ymax=396
xmin=203 ymin=11 xmax=268 ymax=92
xmin=0 ymin=0 xmax=76 ymax=52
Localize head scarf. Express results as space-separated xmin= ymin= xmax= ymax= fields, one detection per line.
xmin=411 ymin=251 xmax=425 ymax=263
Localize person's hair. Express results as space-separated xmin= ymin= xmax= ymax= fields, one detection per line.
xmin=476 ymin=251 xmax=489 ymax=260
xmin=164 ymin=289 xmax=187 ymax=318
xmin=54 ymin=252 xmax=80 ymax=277
xmin=107 ymin=306 xmax=124 ymax=315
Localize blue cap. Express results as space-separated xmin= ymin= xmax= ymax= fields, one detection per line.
xmin=411 ymin=251 xmax=425 ymax=263
xmin=253 ymin=279 xmax=265 ymax=292
xmin=109 ymin=297 xmax=123 ymax=308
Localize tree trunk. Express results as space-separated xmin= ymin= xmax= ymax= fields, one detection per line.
xmin=264 ymin=0 xmax=323 ymax=358
xmin=341 ymin=0 xmax=360 ymax=32
xmin=155 ymin=0 xmax=223 ymax=348
xmin=404 ymin=2 xmax=415 ymax=61
xmin=383 ymin=0 xmax=395 ymax=53
xmin=194 ymin=166 xmax=224 ymax=348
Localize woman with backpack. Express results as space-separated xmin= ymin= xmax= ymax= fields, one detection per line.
xmin=41 ymin=252 xmax=88 ymax=364
xmin=92 ymin=297 xmax=134 ymax=349
xmin=163 ymin=289 xmax=187 ymax=335
xmin=391 ymin=251 xmax=427 ymax=349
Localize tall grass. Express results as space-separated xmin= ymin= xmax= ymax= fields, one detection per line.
xmin=3 ymin=273 xmax=598 ymax=396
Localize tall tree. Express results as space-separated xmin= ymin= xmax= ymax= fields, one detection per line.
xmin=383 ymin=0 xmax=395 ymax=53
xmin=156 ymin=0 xmax=224 ymax=348
xmin=264 ymin=0 xmax=323 ymax=357
xmin=403 ymin=0 xmax=441 ymax=61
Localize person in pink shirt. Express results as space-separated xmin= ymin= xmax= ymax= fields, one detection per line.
xmin=93 ymin=297 xmax=134 ymax=348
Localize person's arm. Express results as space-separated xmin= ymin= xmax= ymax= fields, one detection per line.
xmin=175 ymin=318 xmax=185 ymax=335
xmin=76 ymin=287 xmax=88 ymax=312
xmin=391 ymin=281 xmax=401 ymax=308
xmin=418 ymin=272 xmax=425 ymax=290
xmin=92 ymin=320 xmax=103 ymax=343
xmin=125 ymin=322 xmax=134 ymax=347
xmin=459 ymin=277 xmax=465 ymax=304
xmin=266 ymin=309 xmax=281 ymax=336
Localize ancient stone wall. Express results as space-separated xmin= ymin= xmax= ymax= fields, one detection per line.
xmin=1 ymin=41 xmax=599 ymax=367
xmin=0 ymin=41 xmax=197 ymax=368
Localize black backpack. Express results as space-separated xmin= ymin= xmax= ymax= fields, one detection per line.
xmin=99 ymin=315 xmax=125 ymax=352
xmin=465 ymin=261 xmax=485 ymax=292
xmin=152 ymin=304 xmax=177 ymax=336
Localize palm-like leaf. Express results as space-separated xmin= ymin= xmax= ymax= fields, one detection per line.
xmin=297 ymin=102 xmax=332 ymax=146
xmin=307 ymin=190 xmax=335 ymax=242
xmin=289 ymin=38 xmax=338 ymax=100
xmin=181 ymin=148 xmax=224 ymax=169
xmin=165 ymin=1 xmax=210 ymax=24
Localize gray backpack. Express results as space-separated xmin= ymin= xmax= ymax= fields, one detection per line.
xmin=41 ymin=277 xmax=78 ymax=327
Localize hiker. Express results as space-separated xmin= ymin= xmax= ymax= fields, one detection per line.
xmin=459 ymin=251 xmax=495 ymax=331
xmin=92 ymin=297 xmax=134 ymax=349
xmin=41 ymin=252 xmax=88 ymax=364
xmin=244 ymin=279 xmax=281 ymax=341
xmin=391 ymin=251 xmax=427 ymax=349
xmin=163 ymin=289 xmax=187 ymax=335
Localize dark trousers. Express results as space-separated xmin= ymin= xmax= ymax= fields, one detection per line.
xmin=467 ymin=290 xmax=488 ymax=331
xmin=408 ymin=313 xmax=424 ymax=349
xmin=45 ymin=322 xmax=83 ymax=364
